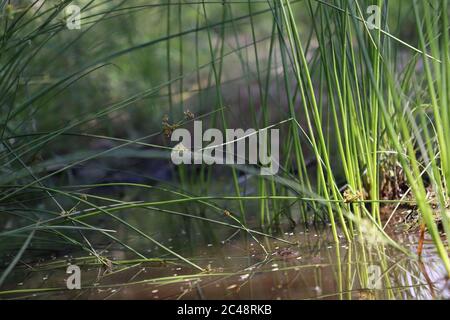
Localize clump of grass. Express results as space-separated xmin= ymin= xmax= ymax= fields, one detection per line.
xmin=1 ymin=0 xmax=450 ymax=293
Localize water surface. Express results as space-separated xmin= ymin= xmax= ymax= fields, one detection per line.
xmin=1 ymin=222 xmax=448 ymax=300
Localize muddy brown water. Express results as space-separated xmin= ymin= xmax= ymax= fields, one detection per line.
xmin=1 ymin=223 xmax=449 ymax=300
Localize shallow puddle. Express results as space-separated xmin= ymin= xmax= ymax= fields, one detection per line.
xmin=1 ymin=224 xmax=449 ymax=300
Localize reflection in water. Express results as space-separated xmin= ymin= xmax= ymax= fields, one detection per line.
xmin=1 ymin=223 xmax=448 ymax=300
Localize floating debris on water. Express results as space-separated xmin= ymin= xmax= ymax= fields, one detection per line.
xmin=226 ymin=284 xmax=238 ymax=290
xmin=239 ymin=274 xmax=250 ymax=281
